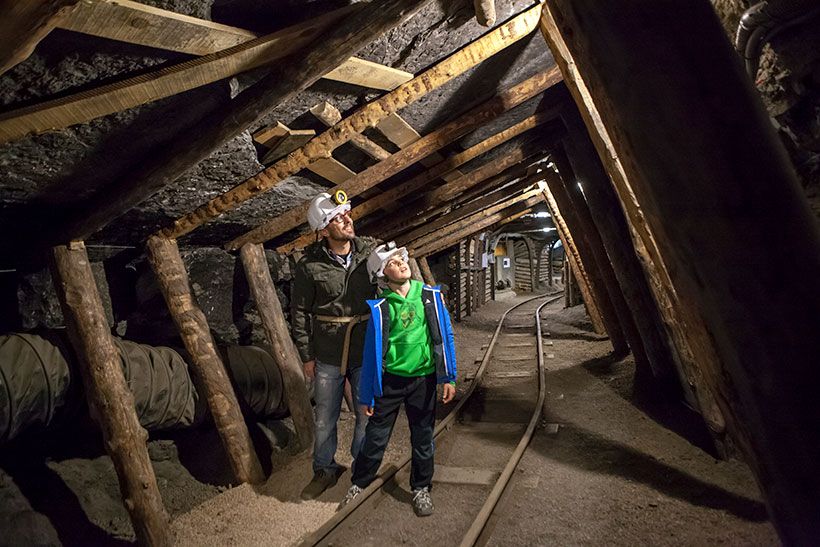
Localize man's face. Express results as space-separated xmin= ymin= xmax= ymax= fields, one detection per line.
xmin=382 ymin=252 xmax=411 ymax=283
xmin=321 ymin=211 xmax=355 ymax=242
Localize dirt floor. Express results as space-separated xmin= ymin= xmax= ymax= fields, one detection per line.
xmin=0 ymin=290 xmax=780 ymax=546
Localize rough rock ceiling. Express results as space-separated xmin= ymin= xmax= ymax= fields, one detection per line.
xmin=0 ymin=0 xmax=558 ymax=266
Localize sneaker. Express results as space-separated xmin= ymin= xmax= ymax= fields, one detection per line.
xmin=412 ymin=487 xmax=434 ymax=517
xmin=300 ymin=469 xmax=339 ymax=500
xmin=337 ymin=484 xmax=363 ymax=511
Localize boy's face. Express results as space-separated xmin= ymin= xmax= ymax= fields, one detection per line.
xmin=382 ymin=252 xmax=411 ymax=283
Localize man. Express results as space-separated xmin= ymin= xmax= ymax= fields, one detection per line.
xmin=291 ymin=191 xmax=378 ymax=500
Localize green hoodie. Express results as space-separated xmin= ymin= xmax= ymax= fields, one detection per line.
xmin=380 ymin=279 xmax=435 ymax=377
xmin=291 ymin=236 xmax=378 ymax=368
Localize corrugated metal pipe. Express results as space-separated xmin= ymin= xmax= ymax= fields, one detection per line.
xmin=735 ymin=0 xmax=820 ymax=78
xmin=0 ymin=331 xmax=287 ymax=443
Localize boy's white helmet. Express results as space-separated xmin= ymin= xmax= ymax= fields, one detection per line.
xmin=367 ymin=241 xmax=409 ymax=282
xmin=306 ymin=191 xmax=351 ymax=231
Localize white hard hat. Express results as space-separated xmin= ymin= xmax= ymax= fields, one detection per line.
xmin=306 ymin=191 xmax=351 ymax=231
xmin=367 ymin=241 xmax=409 ymax=282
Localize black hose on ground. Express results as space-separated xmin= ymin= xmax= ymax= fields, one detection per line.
xmin=735 ymin=0 xmax=820 ymax=78
xmin=0 ymin=331 xmax=287 ymax=443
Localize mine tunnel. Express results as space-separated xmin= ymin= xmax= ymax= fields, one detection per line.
xmin=0 ymin=0 xmax=818 ymax=545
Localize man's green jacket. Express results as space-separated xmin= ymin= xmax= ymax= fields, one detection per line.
xmin=291 ymin=236 xmax=378 ymax=368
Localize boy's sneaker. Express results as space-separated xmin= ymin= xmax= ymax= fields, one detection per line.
xmin=300 ymin=469 xmax=339 ymax=500
xmin=412 ymin=487 xmax=434 ymax=517
xmin=337 ymin=484 xmax=364 ymax=511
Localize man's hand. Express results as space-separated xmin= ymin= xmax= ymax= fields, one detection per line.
xmin=304 ymin=360 xmax=316 ymax=381
xmin=360 ymin=404 xmax=374 ymax=417
xmin=442 ymin=383 xmax=456 ymax=404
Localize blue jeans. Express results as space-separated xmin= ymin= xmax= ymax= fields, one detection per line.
xmin=312 ymin=361 xmax=368 ymax=473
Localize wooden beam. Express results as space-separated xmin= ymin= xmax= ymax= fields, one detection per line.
xmin=146 ymin=236 xmax=264 ymax=485
xmin=0 ymin=0 xmax=78 ymax=76
xmin=413 ymin=195 xmax=541 ymax=257
xmin=233 ymin=67 xmax=561 ymax=251
xmin=53 ymin=0 xmax=429 ymax=244
xmin=159 ymin=5 xmax=547 ymax=244
xmin=58 ymin=0 xmax=256 ymax=55
xmin=0 ymin=5 xmax=359 ymax=145
xmin=56 ymin=0 xmax=413 ymax=90
xmin=541 ymin=2 xmax=820 ymax=539
xmin=376 ymin=113 xmax=464 ymax=181
xmin=545 ymin=150 xmax=630 ymax=355
xmin=322 ymin=56 xmax=413 ymax=92
xmin=540 ymin=182 xmax=606 ymax=334
xmin=310 ymin=101 xmax=391 ymax=161
xmin=51 ymin=241 xmax=171 ymax=547
xmin=239 ymin=243 xmax=314 ymax=451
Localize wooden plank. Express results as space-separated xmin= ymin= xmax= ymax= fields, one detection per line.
xmin=55 ymin=0 xmax=426 ymax=243
xmin=310 ymin=101 xmax=391 ymax=161
xmin=146 ymin=236 xmax=264 ymax=485
xmin=376 ymin=113 xmax=463 ymax=181
xmin=0 ymin=0 xmax=79 ymax=76
xmin=239 ymin=243 xmax=314 ymax=451
xmin=57 ymin=0 xmax=256 ymax=55
xmin=542 ymin=2 xmax=820 ymax=540
xmin=0 ymin=5 xmax=358 ymax=145
xmin=434 ymin=465 xmax=498 ymax=486
xmin=418 ymin=256 xmax=436 ymax=285
xmin=51 ymin=241 xmax=171 ymax=546
xmin=309 ymin=157 xmax=357 ymax=185
xmin=254 ymin=122 xmax=317 ymax=164
xmin=198 ymin=6 xmax=547 ymax=248
xmin=57 ymin=0 xmax=411 ymax=91
xmin=323 ymin=56 xmax=413 ymax=91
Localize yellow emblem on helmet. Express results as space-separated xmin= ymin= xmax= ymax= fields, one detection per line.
xmin=333 ymin=190 xmax=348 ymax=205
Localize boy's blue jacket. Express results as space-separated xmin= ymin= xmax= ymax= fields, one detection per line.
xmin=359 ymin=284 xmax=457 ymax=406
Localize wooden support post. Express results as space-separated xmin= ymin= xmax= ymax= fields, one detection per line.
xmin=547 ymin=242 xmax=554 ymax=287
xmin=408 ymin=257 xmax=424 ymax=282
xmin=236 ymin=67 xmax=562 ymax=251
xmin=465 ymin=239 xmax=473 ymax=317
xmin=558 ymin=110 xmax=684 ymax=393
xmin=551 ymin=146 xmax=647 ymax=366
xmin=51 ymin=242 xmax=171 ymax=547
xmin=239 ymin=243 xmax=314 ymax=450
xmin=540 ymin=184 xmax=605 ymax=333
xmin=146 ymin=236 xmax=264 ymax=485
xmin=418 ymin=257 xmax=436 ymax=285
xmin=542 ymin=2 xmax=820 ymax=541
xmin=54 ymin=0 xmax=432 ymax=244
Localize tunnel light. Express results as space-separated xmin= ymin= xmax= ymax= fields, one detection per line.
xmin=533 ymin=212 xmax=551 ymax=218
xmin=542 ymin=227 xmax=556 ymax=232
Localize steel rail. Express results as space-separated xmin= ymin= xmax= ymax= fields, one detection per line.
xmin=459 ymin=293 xmax=560 ymax=546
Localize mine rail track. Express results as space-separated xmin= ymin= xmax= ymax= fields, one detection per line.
xmin=299 ymin=291 xmax=562 ymax=547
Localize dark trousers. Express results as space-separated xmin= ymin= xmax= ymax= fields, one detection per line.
xmin=352 ymin=372 xmax=437 ymax=491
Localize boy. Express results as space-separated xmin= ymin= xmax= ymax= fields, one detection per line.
xmin=339 ymin=242 xmax=457 ymax=516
